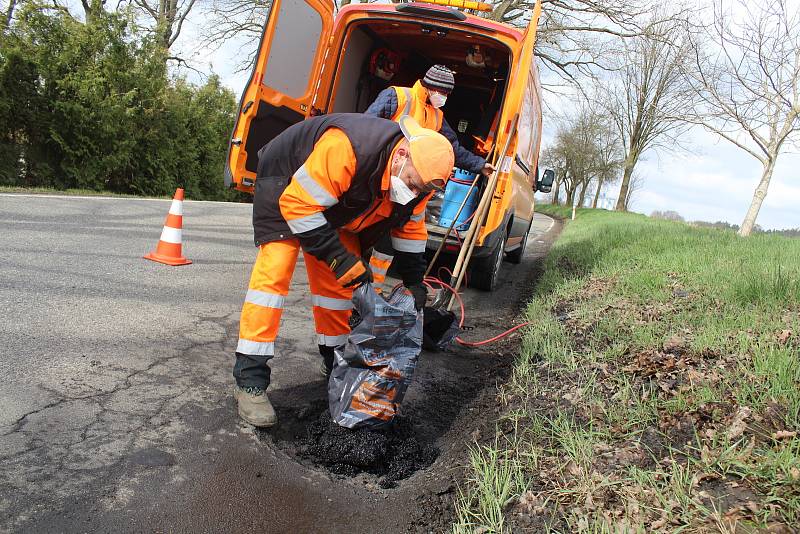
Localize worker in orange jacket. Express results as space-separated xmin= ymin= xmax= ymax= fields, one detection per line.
xmin=365 ymin=64 xmax=495 ymax=178
xmin=234 ymin=113 xmax=454 ymax=427
xmin=364 ymin=64 xmax=494 ymax=288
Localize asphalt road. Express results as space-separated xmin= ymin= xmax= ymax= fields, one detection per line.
xmin=0 ymin=193 xmax=555 ymax=533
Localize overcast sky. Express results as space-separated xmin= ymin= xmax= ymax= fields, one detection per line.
xmin=172 ymin=2 xmax=799 ymax=231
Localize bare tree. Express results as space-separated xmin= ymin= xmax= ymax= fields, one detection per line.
xmin=126 ymin=0 xmax=197 ymax=50
xmin=201 ymin=0 xmax=271 ymax=71
xmin=603 ymin=13 xmax=694 ymax=211
xmin=651 ymin=210 xmax=684 ymax=221
xmin=542 ymin=104 xmax=618 ymax=207
xmin=685 ymin=0 xmax=800 ymax=236
xmin=590 ymin=114 xmax=622 ymax=207
xmin=623 ymin=170 xmax=644 ymax=210
xmin=485 ymin=0 xmax=656 ymax=86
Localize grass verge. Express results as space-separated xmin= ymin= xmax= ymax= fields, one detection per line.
xmin=454 ymin=207 xmax=800 ymax=533
xmin=0 ymin=185 xmax=161 ymax=198
xmin=0 ymin=186 xmax=251 ymax=202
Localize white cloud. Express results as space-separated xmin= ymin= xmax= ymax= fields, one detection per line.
xmin=628 ymin=127 xmax=800 ymax=229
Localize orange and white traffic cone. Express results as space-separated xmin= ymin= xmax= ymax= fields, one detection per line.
xmin=144 ymin=188 xmax=192 ymax=266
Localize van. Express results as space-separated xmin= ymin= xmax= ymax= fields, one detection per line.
xmin=225 ymin=0 xmax=554 ymax=291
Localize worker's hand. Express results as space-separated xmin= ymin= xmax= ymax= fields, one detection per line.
xmin=331 ymin=254 xmax=373 ymax=289
xmin=480 ymin=162 xmax=496 ymax=177
xmin=407 ymin=283 xmax=427 ymax=311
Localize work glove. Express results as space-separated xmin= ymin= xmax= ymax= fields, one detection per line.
xmin=330 ymin=253 xmax=373 ymax=288
xmin=407 ymin=283 xmax=427 ymax=311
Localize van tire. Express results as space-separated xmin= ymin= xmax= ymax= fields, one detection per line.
xmin=505 ymin=219 xmax=532 ymax=264
xmin=469 ymin=236 xmax=504 ymax=291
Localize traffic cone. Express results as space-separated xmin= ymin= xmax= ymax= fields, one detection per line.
xmin=144 ymin=188 xmax=192 ymax=266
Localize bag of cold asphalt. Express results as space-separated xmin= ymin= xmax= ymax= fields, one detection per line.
xmin=329 ymin=283 xmax=422 ymax=429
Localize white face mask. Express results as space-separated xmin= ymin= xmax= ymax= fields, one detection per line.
xmin=389 ymin=158 xmax=416 ymax=205
xmin=429 ymin=92 xmax=447 ymax=109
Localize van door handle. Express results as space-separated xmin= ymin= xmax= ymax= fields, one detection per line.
xmin=242 ymin=100 xmax=254 ymax=114
xmin=514 ymin=155 xmax=530 ymax=175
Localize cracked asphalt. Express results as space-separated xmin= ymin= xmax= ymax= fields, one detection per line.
xmin=0 ymin=193 xmax=556 ymax=533
xmin=0 ymin=193 xmax=264 ymax=532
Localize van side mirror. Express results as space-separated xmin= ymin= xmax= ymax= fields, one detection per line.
xmin=537 ymin=168 xmax=555 ymax=193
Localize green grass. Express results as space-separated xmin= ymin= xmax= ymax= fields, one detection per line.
xmin=0 ymin=185 xmax=250 ymax=202
xmin=454 ymin=207 xmax=800 ymax=532
xmin=453 ymin=439 xmax=526 ymax=533
xmin=0 ymin=185 xmax=160 ymax=198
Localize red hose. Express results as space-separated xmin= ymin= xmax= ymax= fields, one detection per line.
xmin=455 ymin=322 xmax=530 ymax=346
xmin=422 ymin=276 xmax=529 ymax=347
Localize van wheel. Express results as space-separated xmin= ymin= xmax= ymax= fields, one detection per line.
xmin=506 ymin=219 xmax=532 ymax=265
xmin=469 ymin=236 xmax=504 ymax=291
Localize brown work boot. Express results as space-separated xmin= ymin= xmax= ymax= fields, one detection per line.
xmin=233 ymin=386 xmax=277 ymax=427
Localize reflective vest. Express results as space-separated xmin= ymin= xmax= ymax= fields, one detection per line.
xmin=390 ymin=81 xmax=444 ymax=132
xmin=252 ymin=113 xmax=423 ymax=250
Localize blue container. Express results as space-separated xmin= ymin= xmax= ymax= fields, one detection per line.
xmin=439 ymin=168 xmax=479 ymax=231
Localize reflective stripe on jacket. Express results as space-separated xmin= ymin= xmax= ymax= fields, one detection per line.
xmin=253 ymin=113 xmax=402 ymax=247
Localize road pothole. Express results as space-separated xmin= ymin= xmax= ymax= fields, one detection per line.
xmin=257 ymin=352 xmax=504 ymax=489
xmin=298 ymin=410 xmax=437 ymax=488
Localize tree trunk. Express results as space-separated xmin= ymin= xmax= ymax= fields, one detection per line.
xmin=551 ymin=177 xmax=561 ymax=205
xmin=615 ymin=155 xmax=636 ymax=211
xmin=565 ymin=182 xmax=578 ymax=206
xmin=624 ymin=182 xmax=634 ymax=210
xmin=592 ymin=178 xmax=604 ymax=208
xmin=3 ymin=0 xmax=16 ymax=30
xmin=738 ymin=158 xmax=776 ymax=236
xmin=82 ymin=0 xmax=105 ymax=23
xmin=577 ymin=180 xmax=588 ymax=207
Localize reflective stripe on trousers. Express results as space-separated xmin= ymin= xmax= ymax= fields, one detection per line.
xmin=369 ymin=250 xmax=394 ymax=293
xmin=236 ymin=232 xmax=361 ymax=355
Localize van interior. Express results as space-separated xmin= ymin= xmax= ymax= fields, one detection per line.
xmin=326 ymin=20 xmax=511 ymax=161
xmin=324 ymin=19 xmax=511 ymax=226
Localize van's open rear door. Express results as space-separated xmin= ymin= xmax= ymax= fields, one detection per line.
xmin=475 ymin=2 xmax=541 ymax=248
xmin=225 ymin=0 xmax=335 ymax=193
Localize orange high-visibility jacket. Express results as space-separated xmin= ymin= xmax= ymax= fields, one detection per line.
xmin=365 ymin=81 xmax=485 ymax=174
xmin=391 ymin=81 xmax=444 ymax=131
xmin=252 ymin=113 xmax=430 ymax=284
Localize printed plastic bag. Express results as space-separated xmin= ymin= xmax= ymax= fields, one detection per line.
xmin=328 ymin=283 xmax=422 ymax=429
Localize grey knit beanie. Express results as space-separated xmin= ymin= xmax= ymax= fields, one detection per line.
xmin=421 ymin=65 xmax=455 ymax=93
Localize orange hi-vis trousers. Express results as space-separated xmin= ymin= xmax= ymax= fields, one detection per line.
xmin=237 ymin=231 xmax=361 ymax=360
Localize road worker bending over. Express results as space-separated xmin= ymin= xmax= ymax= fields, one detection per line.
xmin=233 ymin=113 xmax=455 ymax=427
xmin=365 ymin=64 xmax=494 ymax=179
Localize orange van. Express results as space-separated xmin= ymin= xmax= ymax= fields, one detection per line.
xmin=225 ymin=0 xmax=554 ymax=290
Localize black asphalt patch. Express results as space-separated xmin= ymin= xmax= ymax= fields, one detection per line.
xmin=299 ymin=411 xmax=437 ymax=488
